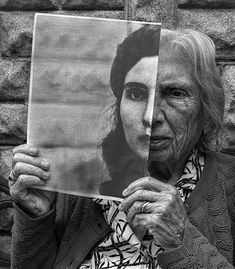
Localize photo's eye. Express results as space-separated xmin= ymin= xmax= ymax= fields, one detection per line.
xmin=131 ymin=89 xmax=145 ymax=100
xmin=125 ymin=88 xmax=148 ymax=101
xmin=123 ymin=82 xmax=149 ymax=102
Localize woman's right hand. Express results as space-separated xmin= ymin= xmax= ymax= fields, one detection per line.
xmin=9 ymin=144 xmax=56 ymax=217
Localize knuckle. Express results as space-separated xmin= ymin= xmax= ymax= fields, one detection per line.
xmin=134 ymin=201 xmax=145 ymax=214
xmin=157 ymin=205 xmax=165 ymax=214
xmin=136 ymin=189 xmax=144 ymax=199
xmin=12 ymin=146 xmax=20 ymax=155
xmin=167 ymin=193 xmax=174 ymax=202
xmin=12 ymin=154 xmax=17 ymax=163
xmin=13 ymin=144 xmax=26 ymax=154
xmin=146 ymin=176 xmax=155 ymax=183
xmin=133 ymin=202 xmax=139 ymax=212
xmin=162 ymin=206 xmax=170 ymax=216
xmin=13 ymin=153 xmax=22 ymax=162
xmin=169 ymin=187 xmax=177 ymax=196
xmin=18 ymin=175 xmax=26 ymax=185
xmin=14 ymin=162 xmax=22 ymax=174
xmin=132 ymin=201 xmax=140 ymax=213
xmin=10 ymin=187 xmax=19 ymax=198
xmin=159 ymin=203 xmax=166 ymax=211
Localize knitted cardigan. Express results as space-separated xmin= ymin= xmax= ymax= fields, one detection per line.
xmin=11 ymin=152 xmax=235 ymax=269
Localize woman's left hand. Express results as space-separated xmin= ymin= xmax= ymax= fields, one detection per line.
xmin=119 ymin=176 xmax=188 ymax=250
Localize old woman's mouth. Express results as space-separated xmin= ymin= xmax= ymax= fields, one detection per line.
xmin=150 ymin=136 xmax=171 ymax=149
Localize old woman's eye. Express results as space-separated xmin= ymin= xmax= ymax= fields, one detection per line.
xmin=169 ymin=88 xmax=188 ymax=98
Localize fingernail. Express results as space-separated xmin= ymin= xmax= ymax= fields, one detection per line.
xmin=30 ymin=148 xmax=38 ymax=155
xmin=118 ymin=204 xmax=123 ymax=211
xmin=43 ymin=172 xmax=50 ymax=180
xmin=122 ymin=188 xmax=128 ymax=196
xmin=42 ymin=160 xmax=49 ymax=169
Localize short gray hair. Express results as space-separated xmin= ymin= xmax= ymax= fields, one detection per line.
xmin=161 ymin=29 xmax=224 ymax=152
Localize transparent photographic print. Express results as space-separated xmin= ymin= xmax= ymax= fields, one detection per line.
xmin=28 ymin=14 xmax=161 ymax=200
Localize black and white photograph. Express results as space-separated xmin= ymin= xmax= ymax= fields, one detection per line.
xmin=27 ymin=14 xmax=161 ymax=199
xmin=0 ymin=1 xmax=234 ymax=269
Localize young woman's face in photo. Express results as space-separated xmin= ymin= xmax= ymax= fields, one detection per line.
xmin=120 ymin=51 xmax=203 ymax=165
xmin=120 ymin=56 xmax=158 ymax=161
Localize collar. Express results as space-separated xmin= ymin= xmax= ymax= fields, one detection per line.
xmin=175 ymin=149 xmax=204 ymax=202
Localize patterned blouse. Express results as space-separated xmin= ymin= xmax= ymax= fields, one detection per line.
xmin=79 ymin=150 xmax=204 ymax=269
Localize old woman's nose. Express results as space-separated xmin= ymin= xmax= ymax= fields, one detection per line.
xmin=151 ymin=97 xmax=165 ymax=125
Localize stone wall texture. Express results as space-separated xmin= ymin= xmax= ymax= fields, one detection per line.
xmin=0 ymin=0 xmax=234 ymax=267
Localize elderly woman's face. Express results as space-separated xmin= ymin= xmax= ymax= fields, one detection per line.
xmin=120 ymin=50 xmax=203 ymax=165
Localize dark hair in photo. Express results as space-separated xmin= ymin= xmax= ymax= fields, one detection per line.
xmin=99 ymin=25 xmax=161 ymax=196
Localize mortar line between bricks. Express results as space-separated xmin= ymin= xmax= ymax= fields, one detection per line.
xmin=174 ymin=0 xmax=179 ymax=29
xmin=177 ymin=5 xmax=235 ymax=9
xmin=216 ymin=59 xmax=235 ymax=64
xmin=0 ymin=100 xmax=26 ymax=104
xmin=0 ymin=142 xmax=26 ymax=146
xmin=0 ymin=57 xmax=31 ymax=62
xmin=0 ymin=9 xmax=124 ymax=14
xmin=0 ymin=145 xmax=14 ymax=149
xmin=56 ymin=9 xmax=125 ymax=11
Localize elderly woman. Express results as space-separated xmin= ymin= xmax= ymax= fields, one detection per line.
xmin=9 ymin=26 xmax=235 ymax=269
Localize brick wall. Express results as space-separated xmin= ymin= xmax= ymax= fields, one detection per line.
xmin=0 ymin=0 xmax=234 ymax=267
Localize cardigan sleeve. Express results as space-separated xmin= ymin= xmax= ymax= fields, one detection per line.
xmin=157 ymin=223 xmax=234 ymax=269
xmin=10 ymin=204 xmax=58 ymax=269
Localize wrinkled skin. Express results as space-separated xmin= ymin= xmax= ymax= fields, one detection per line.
xmin=119 ymin=48 xmax=203 ymax=248
xmin=119 ymin=177 xmax=188 ymax=249
xmin=9 ymin=144 xmax=55 ymax=217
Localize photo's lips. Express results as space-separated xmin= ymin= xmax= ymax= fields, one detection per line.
xmin=139 ymin=134 xmax=151 ymax=143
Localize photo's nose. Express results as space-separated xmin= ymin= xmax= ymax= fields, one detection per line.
xmin=142 ymin=95 xmax=154 ymax=127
